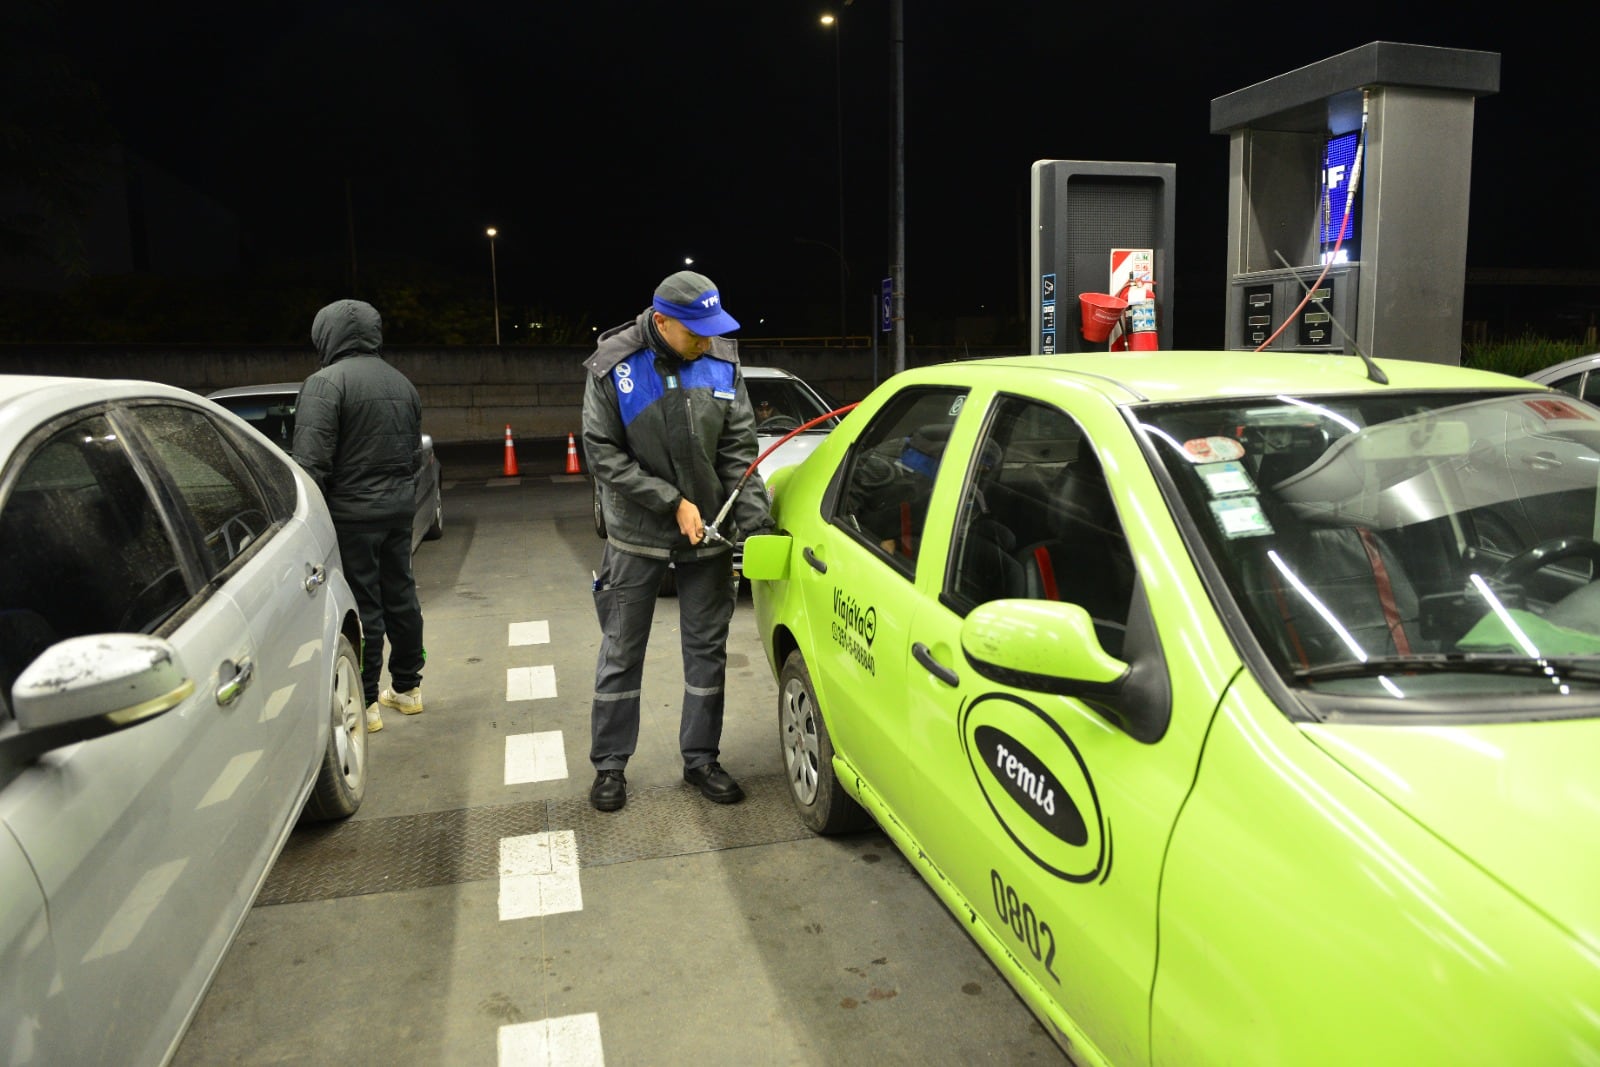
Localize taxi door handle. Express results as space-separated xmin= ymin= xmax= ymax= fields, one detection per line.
xmin=913 ymin=643 xmax=958 ymax=687
xmin=216 ymin=656 xmax=254 ymax=706
xmin=803 ymin=546 xmax=827 ymax=574
xmin=304 ymin=562 xmax=327 ymax=594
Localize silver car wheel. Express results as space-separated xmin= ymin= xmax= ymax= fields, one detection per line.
xmin=304 ymin=634 xmax=368 ymax=821
xmin=331 ymin=645 xmax=367 ymax=791
xmin=781 ymin=673 xmax=820 ymax=806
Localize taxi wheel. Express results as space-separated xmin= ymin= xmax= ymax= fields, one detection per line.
xmin=779 ymin=650 xmax=869 ymax=834
xmin=302 ymin=635 xmax=368 ymax=822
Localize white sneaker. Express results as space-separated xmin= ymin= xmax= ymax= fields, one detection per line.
xmin=365 ymin=701 xmax=384 ymax=733
xmin=379 ymin=686 xmax=423 ymax=715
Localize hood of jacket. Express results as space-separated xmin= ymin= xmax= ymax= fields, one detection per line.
xmin=312 ymin=299 xmax=384 ymax=367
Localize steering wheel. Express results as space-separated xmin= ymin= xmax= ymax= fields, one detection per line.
xmin=1488 ymin=536 xmax=1600 ymax=586
xmin=757 ymin=415 xmax=800 ymax=434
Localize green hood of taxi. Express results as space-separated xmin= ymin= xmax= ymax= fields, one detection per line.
xmin=1302 ymin=718 xmax=1600 ymax=952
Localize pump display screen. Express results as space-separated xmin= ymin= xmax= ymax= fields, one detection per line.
xmin=1320 ymin=131 xmax=1361 ymax=263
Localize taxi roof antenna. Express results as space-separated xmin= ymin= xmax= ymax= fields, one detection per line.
xmin=1270 ymin=247 xmax=1388 ymax=386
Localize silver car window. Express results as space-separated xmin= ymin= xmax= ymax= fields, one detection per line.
xmin=129 ymin=405 xmax=277 ymax=576
xmin=0 ymin=414 xmax=189 ymax=704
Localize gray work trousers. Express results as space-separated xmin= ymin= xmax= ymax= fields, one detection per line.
xmin=589 ymin=543 xmax=736 ymax=773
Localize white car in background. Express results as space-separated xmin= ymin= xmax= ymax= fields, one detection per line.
xmin=589 ymin=366 xmax=846 ymax=593
xmin=0 ymin=376 xmax=368 ymax=1065
xmin=206 ymin=381 xmax=444 ymax=552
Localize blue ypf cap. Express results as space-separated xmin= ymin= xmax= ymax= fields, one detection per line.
xmin=652 ymin=270 xmax=741 ymax=336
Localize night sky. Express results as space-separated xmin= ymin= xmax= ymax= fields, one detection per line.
xmin=30 ymin=2 xmax=1600 ymax=345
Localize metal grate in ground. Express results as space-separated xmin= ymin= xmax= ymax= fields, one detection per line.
xmin=259 ymin=772 xmax=810 ymax=906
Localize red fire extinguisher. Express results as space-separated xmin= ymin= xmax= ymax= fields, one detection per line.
xmin=1110 ymin=277 xmax=1158 ymax=351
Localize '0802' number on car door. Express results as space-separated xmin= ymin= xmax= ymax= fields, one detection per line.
xmin=991 ymin=869 xmax=1059 ymax=983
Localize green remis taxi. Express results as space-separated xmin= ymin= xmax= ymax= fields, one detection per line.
xmin=741 ymin=351 xmax=1600 ymax=1066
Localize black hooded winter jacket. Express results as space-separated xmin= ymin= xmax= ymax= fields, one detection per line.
xmin=292 ymin=299 xmax=422 ymax=528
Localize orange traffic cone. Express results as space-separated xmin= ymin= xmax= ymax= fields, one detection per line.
xmin=564 ymin=432 xmax=581 ymax=475
xmin=502 ymin=424 xmax=520 ymax=477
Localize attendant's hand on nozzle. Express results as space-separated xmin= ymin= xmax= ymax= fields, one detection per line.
xmin=676 ymin=498 xmax=706 ymax=544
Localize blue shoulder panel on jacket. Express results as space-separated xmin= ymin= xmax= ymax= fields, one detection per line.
xmin=613 ymin=352 xmax=663 ymax=427
xmin=681 ymin=357 xmax=736 ymax=393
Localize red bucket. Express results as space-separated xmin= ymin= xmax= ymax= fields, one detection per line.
xmin=1078 ymin=292 xmax=1128 ymax=343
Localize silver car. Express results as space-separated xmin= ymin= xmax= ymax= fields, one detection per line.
xmin=1524 ymin=350 xmax=1600 ymax=401
xmin=205 ymin=382 xmax=444 ymax=551
xmin=0 ymin=376 xmax=368 ymax=1065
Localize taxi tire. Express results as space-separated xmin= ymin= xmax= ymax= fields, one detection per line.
xmin=302 ymin=635 xmax=368 ymax=822
xmin=779 ymin=650 xmax=869 ymax=834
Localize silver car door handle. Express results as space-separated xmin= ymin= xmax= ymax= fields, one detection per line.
xmin=803 ymin=546 xmax=827 ymax=574
xmin=216 ymin=656 xmax=254 ymax=706
xmin=913 ymin=642 xmax=959 ymax=687
xmin=304 ymin=562 xmax=326 ymax=594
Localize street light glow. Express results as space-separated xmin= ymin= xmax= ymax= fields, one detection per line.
xmin=820 ymin=14 xmax=835 ymax=25
xmin=486 ymin=227 xmax=497 ymax=237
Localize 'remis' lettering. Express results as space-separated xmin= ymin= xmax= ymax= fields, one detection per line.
xmin=994 ymin=742 xmax=1056 ymax=816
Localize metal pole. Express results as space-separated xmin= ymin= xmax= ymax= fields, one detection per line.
xmin=489 ymin=233 xmax=501 ymax=345
xmin=890 ymin=0 xmax=905 ymax=373
xmin=832 ymin=20 xmax=847 ymax=346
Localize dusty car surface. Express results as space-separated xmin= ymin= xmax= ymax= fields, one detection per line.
xmin=0 ymin=375 xmax=368 ymax=1065
xmin=743 ymin=351 xmax=1600 ymax=1065
xmin=206 ymin=381 xmax=443 ymax=551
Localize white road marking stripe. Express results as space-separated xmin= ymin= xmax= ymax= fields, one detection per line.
xmin=509 ymin=620 xmax=550 ymax=646
xmin=498 ymin=830 xmax=582 ymax=921
xmin=505 ymin=731 xmax=568 ymax=784
xmin=498 ymin=1013 xmax=604 ymax=1065
xmin=506 ymin=665 xmax=557 ymax=701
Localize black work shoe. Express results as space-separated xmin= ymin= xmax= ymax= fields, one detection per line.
xmin=590 ymin=769 xmax=627 ymax=812
xmin=684 ymin=761 xmax=744 ymax=804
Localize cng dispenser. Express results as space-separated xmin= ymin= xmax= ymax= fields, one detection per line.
xmin=1212 ymin=42 xmax=1499 ymax=364
xmin=1030 ymin=160 xmax=1176 ymax=353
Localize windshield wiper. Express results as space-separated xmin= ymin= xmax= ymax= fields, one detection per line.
xmin=1294 ymin=653 xmax=1600 ymax=682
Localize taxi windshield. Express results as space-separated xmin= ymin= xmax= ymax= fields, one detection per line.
xmin=1140 ymin=389 xmax=1600 ymax=702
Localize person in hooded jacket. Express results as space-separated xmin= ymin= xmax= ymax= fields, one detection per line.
xmin=293 ymin=298 xmax=426 ymax=734
xmin=581 ymin=270 xmax=772 ymax=812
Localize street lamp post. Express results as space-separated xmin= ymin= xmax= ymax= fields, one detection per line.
xmin=890 ymin=0 xmax=905 ymax=374
xmin=486 ymin=226 xmax=501 ymax=345
xmin=821 ymin=8 xmax=850 ymax=345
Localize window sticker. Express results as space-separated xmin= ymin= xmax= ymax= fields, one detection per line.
xmin=1210 ymin=496 xmax=1273 ymax=538
xmin=1524 ymin=397 xmax=1593 ymax=423
xmin=1182 ymin=436 xmax=1246 ymax=463
xmin=1197 ymin=460 xmax=1254 ymax=497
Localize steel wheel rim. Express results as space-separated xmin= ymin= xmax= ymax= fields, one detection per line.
xmin=331 ymin=650 xmax=367 ymax=789
xmin=780 ymin=677 xmax=820 ymax=805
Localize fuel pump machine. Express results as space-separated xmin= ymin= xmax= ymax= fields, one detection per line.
xmin=1211 ymin=42 xmax=1498 ymax=364
xmin=1030 ymin=160 xmax=1176 ymax=354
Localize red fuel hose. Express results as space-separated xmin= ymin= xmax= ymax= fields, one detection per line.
xmin=707 ymin=402 xmax=860 ymax=538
